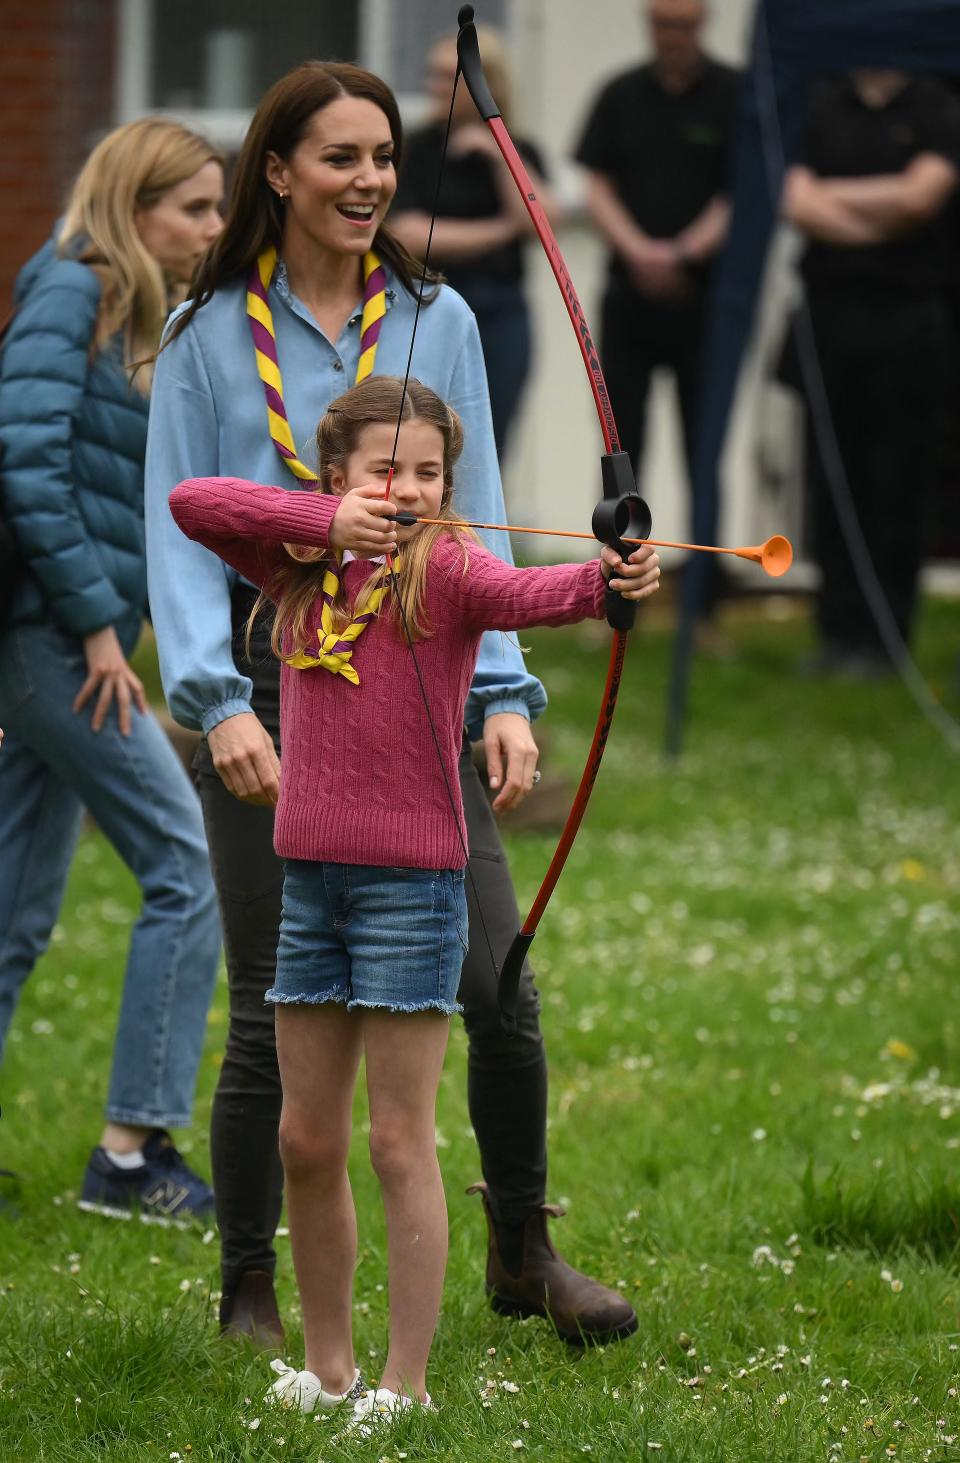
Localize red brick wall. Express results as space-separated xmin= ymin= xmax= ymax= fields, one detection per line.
xmin=0 ymin=0 xmax=117 ymax=312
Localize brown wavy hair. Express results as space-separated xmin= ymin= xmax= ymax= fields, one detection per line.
xmin=249 ymin=377 xmax=473 ymax=660
xmin=165 ymin=61 xmax=436 ymax=348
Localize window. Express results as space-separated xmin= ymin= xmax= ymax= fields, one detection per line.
xmin=117 ymin=0 xmax=506 ymax=143
xmin=150 ymin=2 xmax=358 ymax=112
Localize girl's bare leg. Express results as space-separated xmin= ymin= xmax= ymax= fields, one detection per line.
xmin=276 ymin=1003 xmax=363 ymax=1391
xmin=363 ymin=1009 xmax=450 ymax=1402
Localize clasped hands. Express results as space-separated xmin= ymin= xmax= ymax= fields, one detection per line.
xmin=627 ymin=236 xmax=689 ymax=300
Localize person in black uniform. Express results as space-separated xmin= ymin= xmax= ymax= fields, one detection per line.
xmin=785 ymin=70 xmax=960 ymax=674
xmin=575 ymin=0 xmax=739 ymax=508
xmin=392 ymin=28 xmax=560 ymax=458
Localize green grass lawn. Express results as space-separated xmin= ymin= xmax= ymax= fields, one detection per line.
xmin=2 ymin=594 xmax=959 ymax=1462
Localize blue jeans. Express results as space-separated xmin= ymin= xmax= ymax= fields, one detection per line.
xmin=270 ymin=860 xmax=467 ymax=1014
xmin=454 ymin=276 xmax=532 ymax=459
xmin=0 ymin=622 xmax=220 ymax=1127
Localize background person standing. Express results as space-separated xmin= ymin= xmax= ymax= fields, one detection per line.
xmin=575 ymin=0 xmax=739 ymax=542
xmin=0 ymin=119 xmax=223 ymax=1220
xmin=784 ymin=70 xmax=960 ymax=675
xmin=392 ymin=28 xmax=560 ymax=461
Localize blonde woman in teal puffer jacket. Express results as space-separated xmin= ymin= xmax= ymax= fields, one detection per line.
xmin=0 ymin=119 xmax=225 ymax=1222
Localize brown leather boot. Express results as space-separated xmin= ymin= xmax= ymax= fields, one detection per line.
xmin=219 ymin=1269 xmax=285 ymax=1350
xmin=468 ymin=1181 xmax=638 ymax=1346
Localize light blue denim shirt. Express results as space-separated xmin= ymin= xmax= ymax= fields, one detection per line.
xmin=144 ymin=264 xmax=546 ymax=738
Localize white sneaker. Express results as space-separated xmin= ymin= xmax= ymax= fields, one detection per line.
xmin=265 ymin=1357 xmax=365 ymax=1413
xmin=340 ymin=1387 xmax=433 ymax=1439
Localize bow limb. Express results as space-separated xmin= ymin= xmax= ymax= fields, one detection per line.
xmin=457 ymin=7 xmax=651 ymax=1032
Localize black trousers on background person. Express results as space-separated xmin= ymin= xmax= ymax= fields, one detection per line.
xmin=195 ymin=600 xmax=547 ymax=1292
xmin=456 ymin=276 xmax=532 ymax=461
xmin=600 ymin=285 xmax=707 ymax=490
xmin=601 ymin=285 xmax=722 ymax=613
xmin=804 ymin=295 xmax=952 ymax=660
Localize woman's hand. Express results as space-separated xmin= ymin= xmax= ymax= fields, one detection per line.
xmin=73 ymin=625 xmax=148 ymax=735
xmin=328 ymin=485 xmax=399 ymax=557
xmin=483 ymin=711 xmax=540 ymax=814
xmin=600 ymin=543 xmax=661 ymax=601
xmin=207 ymin=711 xmax=281 ymax=806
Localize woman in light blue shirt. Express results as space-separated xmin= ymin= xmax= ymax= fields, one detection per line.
xmin=145 ymin=60 xmax=636 ymax=1360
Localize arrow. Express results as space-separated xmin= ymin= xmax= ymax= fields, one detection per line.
xmin=384 ymin=515 xmax=794 ymax=578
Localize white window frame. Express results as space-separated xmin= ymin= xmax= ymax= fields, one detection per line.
xmin=115 ymin=0 xmax=429 ymax=147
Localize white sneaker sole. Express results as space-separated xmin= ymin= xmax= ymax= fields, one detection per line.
xmin=76 ymin=1199 xmax=200 ymax=1231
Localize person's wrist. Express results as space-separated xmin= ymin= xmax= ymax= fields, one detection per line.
xmin=497 ymin=210 xmax=521 ymax=242
xmin=201 ymin=699 xmax=256 ymax=737
xmin=326 ymin=496 xmax=344 ymax=550
xmin=628 ymin=231 xmax=659 ymax=269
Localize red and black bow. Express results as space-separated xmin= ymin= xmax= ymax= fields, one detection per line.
xmin=454 ymin=6 xmax=652 ymax=1031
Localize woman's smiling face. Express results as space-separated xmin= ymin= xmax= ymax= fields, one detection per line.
xmin=265 ymin=96 xmax=397 ymax=258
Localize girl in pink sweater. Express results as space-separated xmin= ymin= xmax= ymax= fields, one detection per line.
xmin=169 ymin=376 xmax=659 ymax=1432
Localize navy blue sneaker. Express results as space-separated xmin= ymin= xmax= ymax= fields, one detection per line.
xmin=78 ymin=1131 xmax=215 ymax=1227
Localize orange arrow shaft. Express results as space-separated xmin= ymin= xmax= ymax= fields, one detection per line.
xmin=406 ymin=516 xmax=743 ymax=558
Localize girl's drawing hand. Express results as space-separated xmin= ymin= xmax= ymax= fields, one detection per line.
xmin=600 ymin=543 xmax=661 ymax=601
xmin=329 ymin=484 xmax=399 ymax=557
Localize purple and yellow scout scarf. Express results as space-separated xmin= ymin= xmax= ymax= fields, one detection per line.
xmin=246 ymin=245 xmax=395 ymax=682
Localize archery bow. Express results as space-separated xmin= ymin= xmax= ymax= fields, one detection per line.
xmin=455 ymin=6 xmax=655 ymax=1031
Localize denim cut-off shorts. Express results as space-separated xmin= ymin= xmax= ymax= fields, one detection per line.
xmin=267 ymin=860 xmax=468 ymax=1015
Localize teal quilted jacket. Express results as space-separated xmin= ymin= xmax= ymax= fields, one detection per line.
xmin=0 ymin=238 xmax=151 ymax=650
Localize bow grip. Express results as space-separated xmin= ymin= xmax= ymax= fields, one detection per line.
xmin=457 ymin=6 xmax=501 ymax=120
xmin=593 ymin=452 xmax=652 ymax=631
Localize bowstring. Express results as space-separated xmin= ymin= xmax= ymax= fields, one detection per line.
xmin=385 ymin=58 xmax=502 ymax=981
xmin=386 ymin=62 xmax=460 ymax=468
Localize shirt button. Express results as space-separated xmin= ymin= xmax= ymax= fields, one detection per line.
xmin=333 ymin=360 xmax=343 ymax=372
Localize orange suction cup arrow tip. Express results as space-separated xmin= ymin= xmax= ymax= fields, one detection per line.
xmin=734 ymin=535 xmax=793 ymax=578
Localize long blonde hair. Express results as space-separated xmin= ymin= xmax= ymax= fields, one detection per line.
xmin=59 ymin=118 xmax=221 ymax=384
xmin=253 ymin=377 xmax=473 ymax=661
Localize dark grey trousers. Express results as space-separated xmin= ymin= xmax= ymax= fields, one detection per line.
xmin=198 ymin=606 xmax=547 ymax=1288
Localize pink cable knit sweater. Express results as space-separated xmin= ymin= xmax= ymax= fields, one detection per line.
xmin=170 ymin=476 xmax=606 ymax=869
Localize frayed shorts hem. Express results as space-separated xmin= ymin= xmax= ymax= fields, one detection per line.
xmin=266 ymin=988 xmax=461 ymax=1016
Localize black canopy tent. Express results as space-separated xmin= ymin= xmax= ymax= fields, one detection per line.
xmin=666 ymin=0 xmax=960 ymax=753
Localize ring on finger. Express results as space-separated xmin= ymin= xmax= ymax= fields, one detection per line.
xmin=532 ymin=770 xmax=542 ymax=786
